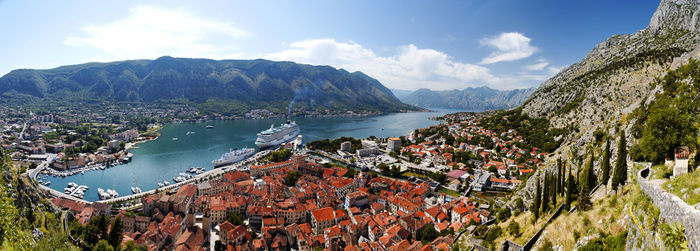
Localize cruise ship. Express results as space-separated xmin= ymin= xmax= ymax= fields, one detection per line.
xmin=255 ymin=121 xmax=300 ymax=149
xmin=212 ymin=148 xmax=256 ymax=167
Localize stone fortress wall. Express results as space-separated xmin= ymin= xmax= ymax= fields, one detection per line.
xmin=637 ymin=166 xmax=700 ymax=250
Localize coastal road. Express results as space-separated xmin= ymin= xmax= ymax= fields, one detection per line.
xmin=26 ymin=154 xmax=56 ymax=179
xmin=19 ymin=122 xmax=27 ymax=140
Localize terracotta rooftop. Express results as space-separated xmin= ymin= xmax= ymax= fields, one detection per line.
xmin=311 ymin=207 xmax=335 ymax=222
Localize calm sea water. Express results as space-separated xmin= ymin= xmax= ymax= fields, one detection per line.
xmin=44 ymin=109 xmax=465 ymax=201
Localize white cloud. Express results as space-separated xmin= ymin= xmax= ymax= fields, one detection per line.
xmin=480 ymin=32 xmax=538 ymax=64
xmin=64 ymin=5 xmax=250 ymax=60
xmin=524 ymin=59 xmax=549 ymax=71
xmin=265 ymin=39 xmax=503 ymax=90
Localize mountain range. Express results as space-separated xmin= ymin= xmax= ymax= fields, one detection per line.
xmin=393 ymin=87 xmax=535 ymax=111
xmin=0 ymin=57 xmax=417 ymax=115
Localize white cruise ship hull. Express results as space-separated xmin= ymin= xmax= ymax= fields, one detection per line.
xmin=212 ymin=150 xmax=255 ymax=167
xmin=255 ymin=130 xmax=299 ymax=149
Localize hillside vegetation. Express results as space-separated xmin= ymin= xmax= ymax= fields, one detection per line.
xmin=629 ymin=59 xmax=700 ymax=164
xmin=0 ymin=150 xmax=75 ymax=250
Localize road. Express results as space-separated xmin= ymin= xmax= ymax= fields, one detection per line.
xmin=26 ymin=154 xmax=56 ymax=179
xmin=19 ymin=122 xmax=27 ymax=140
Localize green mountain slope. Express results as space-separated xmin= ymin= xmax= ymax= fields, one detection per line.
xmin=0 ymin=57 xmax=417 ymax=115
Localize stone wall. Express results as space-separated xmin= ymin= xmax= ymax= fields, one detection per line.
xmin=637 ymin=167 xmax=700 ymax=250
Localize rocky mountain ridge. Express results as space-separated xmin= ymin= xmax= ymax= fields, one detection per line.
xmin=523 ymin=0 xmax=700 ymax=149
xmin=395 ymin=86 xmax=534 ymax=111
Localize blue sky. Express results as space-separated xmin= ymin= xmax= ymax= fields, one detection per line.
xmin=0 ymin=0 xmax=661 ymax=90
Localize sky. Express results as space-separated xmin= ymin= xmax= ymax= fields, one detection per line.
xmin=0 ymin=0 xmax=662 ymax=90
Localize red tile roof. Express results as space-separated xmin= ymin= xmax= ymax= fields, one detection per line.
xmin=311 ymin=207 xmax=335 ymax=222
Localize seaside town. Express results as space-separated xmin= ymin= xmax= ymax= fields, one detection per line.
xmin=5 ymin=1 xmax=700 ymax=250
xmin=8 ymin=106 xmax=557 ymax=251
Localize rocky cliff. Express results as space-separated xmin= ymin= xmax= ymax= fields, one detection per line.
xmin=522 ymin=0 xmax=700 ymax=151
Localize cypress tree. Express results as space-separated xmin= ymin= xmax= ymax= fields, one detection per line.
xmin=551 ymin=173 xmax=557 ymax=206
xmin=554 ymin=164 xmax=560 ymax=196
xmin=612 ymin=131 xmax=628 ymax=190
xmin=560 ymin=160 xmax=566 ymax=195
xmin=578 ymin=155 xmax=584 ymax=170
xmin=577 ymin=185 xmax=593 ymax=211
xmin=583 ymin=150 xmax=596 ymax=192
xmin=601 ymin=139 xmax=611 ymax=187
xmin=556 ymin=158 xmax=562 ymax=196
xmin=565 ymin=167 xmax=573 ymax=211
xmin=532 ymin=175 xmax=541 ymax=219
xmin=108 ymin=216 xmax=124 ymax=248
xmin=541 ymin=175 xmax=549 ymax=213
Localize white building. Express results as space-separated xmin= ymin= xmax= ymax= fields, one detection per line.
xmin=673 ymin=146 xmax=690 ymax=177
xmin=387 ymin=137 xmax=401 ymax=152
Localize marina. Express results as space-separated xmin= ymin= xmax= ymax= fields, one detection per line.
xmin=41 ymin=162 xmax=122 ymax=177
xmin=131 ymin=186 xmax=142 ymax=194
xmin=43 ymin=109 xmax=457 ymax=201
xmin=63 ymin=182 xmax=88 ymax=199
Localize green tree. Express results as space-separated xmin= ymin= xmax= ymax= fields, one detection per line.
xmin=0 ymin=183 xmax=32 ymax=249
xmin=416 ymin=224 xmax=439 ymax=243
xmin=636 ymin=98 xmax=697 ymax=163
xmin=507 ymin=221 xmax=520 ymax=237
xmin=531 ymin=176 xmax=541 ymax=219
xmin=483 ymin=226 xmax=502 ymax=249
xmin=556 ymin=159 xmax=561 ymax=196
xmin=265 ymin=149 xmax=292 ymax=163
xmin=580 ymin=150 xmax=596 ymax=193
xmin=284 ymin=171 xmax=302 ymax=186
xmin=344 ymin=167 xmax=356 ymax=178
xmin=124 ymin=240 xmax=148 ymax=251
xmin=560 ymin=159 xmax=566 ymax=195
xmin=496 ymin=207 xmax=511 ymax=222
xmin=565 ymin=168 xmax=574 ymax=211
xmin=662 ymin=222 xmax=687 ymax=250
xmin=551 ymin=174 xmax=557 ymax=207
xmin=514 ymin=197 xmax=525 ymax=212
xmin=389 ymin=165 xmax=401 ymax=178
xmin=601 ymin=139 xmax=611 ymax=187
xmin=541 ymin=175 xmax=549 ymax=213
xmin=226 ymin=212 xmax=245 ymax=226
xmin=612 ymin=131 xmax=628 ymax=190
xmin=94 ymin=239 xmax=115 ymax=251
xmin=83 ymin=216 xmax=102 ymax=246
xmin=577 ymin=187 xmax=592 ymax=211
xmin=108 ymin=216 xmax=124 ymax=249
